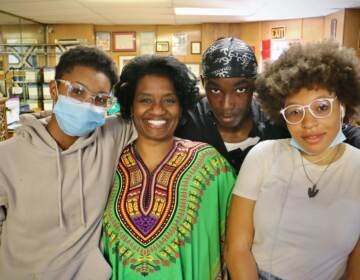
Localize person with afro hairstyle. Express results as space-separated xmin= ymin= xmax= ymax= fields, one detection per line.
xmin=102 ymin=55 xmax=236 ymax=279
xmin=175 ymin=37 xmax=360 ymax=173
xmin=226 ymin=40 xmax=360 ymax=280
xmin=0 ymin=46 xmax=136 ymax=279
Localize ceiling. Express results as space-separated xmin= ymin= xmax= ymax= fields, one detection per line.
xmin=0 ymin=0 xmax=359 ymax=25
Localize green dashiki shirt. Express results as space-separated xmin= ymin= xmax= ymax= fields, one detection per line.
xmin=102 ymin=139 xmax=236 ymax=280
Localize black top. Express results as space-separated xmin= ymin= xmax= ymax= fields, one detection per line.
xmin=175 ymin=97 xmax=360 ymax=172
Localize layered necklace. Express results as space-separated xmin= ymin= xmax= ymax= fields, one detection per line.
xmin=301 ymin=146 xmax=339 ymax=198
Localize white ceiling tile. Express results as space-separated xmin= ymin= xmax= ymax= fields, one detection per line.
xmin=0 ymin=0 xmax=359 ymax=25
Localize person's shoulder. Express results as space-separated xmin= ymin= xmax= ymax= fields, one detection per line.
xmin=178 ymin=138 xmax=232 ymax=164
xmin=250 ymin=138 xmax=290 ymax=154
xmin=104 ymin=115 xmax=129 ymax=126
xmin=344 ymin=143 xmax=360 ymax=161
xmin=177 ymin=138 xmax=213 ymax=150
xmin=0 ymin=137 xmax=21 ymax=165
xmin=101 ymin=115 xmax=133 ymax=133
xmin=176 ymin=138 xmax=224 ymax=158
xmin=0 ymin=136 xmax=18 ymax=149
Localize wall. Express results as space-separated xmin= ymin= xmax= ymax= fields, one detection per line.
xmin=343 ymin=9 xmax=360 ymax=57
xmin=324 ymin=9 xmax=345 ymax=44
xmin=95 ymin=24 xmax=201 ymax=67
xmin=47 ymin=24 xmax=94 ymax=44
xmin=3 ymin=9 xmax=359 ymax=73
xmin=230 ymin=22 xmax=261 ymax=59
xmin=200 ymin=17 xmax=325 ymax=63
xmin=46 ymin=24 xmax=94 ymax=66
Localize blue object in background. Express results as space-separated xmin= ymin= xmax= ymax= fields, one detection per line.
xmin=107 ymin=103 xmax=120 ymax=115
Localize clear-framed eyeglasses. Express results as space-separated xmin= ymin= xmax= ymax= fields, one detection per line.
xmin=56 ymin=79 xmax=116 ymax=108
xmin=280 ymin=97 xmax=337 ymax=125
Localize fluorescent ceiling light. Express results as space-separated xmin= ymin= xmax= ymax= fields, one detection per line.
xmin=174 ymin=7 xmax=248 ymax=16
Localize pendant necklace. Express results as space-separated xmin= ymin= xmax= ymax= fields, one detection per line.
xmin=301 ymin=147 xmax=339 ymax=198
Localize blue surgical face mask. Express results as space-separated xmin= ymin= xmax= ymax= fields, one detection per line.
xmin=53 ymin=95 xmax=106 ymax=137
xmin=290 ymin=105 xmax=346 ymax=155
xmin=290 ymin=129 xmax=346 ymax=155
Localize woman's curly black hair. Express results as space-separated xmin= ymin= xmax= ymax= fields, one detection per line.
xmin=55 ymin=46 xmax=118 ymax=87
xmin=114 ymin=55 xmax=199 ymax=120
xmin=255 ymin=40 xmax=360 ymax=126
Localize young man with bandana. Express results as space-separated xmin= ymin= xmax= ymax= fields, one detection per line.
xmin=0 ymin=46 xmax=136 ymax=279
xmin=176 ymin=37 xmax=360 ymax=172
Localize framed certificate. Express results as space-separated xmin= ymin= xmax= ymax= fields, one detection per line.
xmin=156 ymin=41 xmax=169 ymax=52
xmin=191 ymin=41 xmax=201 ymax=54
xmin=113 ymin=32 xmax=136 ymax=52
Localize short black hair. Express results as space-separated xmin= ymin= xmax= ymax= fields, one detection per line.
xmin=115 ymin=55 xmax=199 ymax=120
xmin=255 ymin=40 xmax=360 ymax=125
xmin=55 ymin=46 xmax=118 ymax=87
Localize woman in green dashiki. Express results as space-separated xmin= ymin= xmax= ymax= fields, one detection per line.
xmin=102 ymin=55 xmax=236 ymax=279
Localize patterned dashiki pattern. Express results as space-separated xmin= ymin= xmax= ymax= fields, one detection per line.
xmin=102 ymin=139 xmax=236 ymax=279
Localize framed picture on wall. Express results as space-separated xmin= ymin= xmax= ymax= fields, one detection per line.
xmin=95 ymin=32 xmax=111 ymax=51
xmin=113 ymin=32 xmax=136 ymax=52
xmin=191 ymin=41 xmax=201 ymax=54
xmin=118 ymin=55 xmax=135 ymax=74
xmin=172 ymin=32 xmax=187 ymax=55
xmin=140 ymin=32 xmax=155 ymax=55
xmin=156 ymin=41 xmax=169 ymax=52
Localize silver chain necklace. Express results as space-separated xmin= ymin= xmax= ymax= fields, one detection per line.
xmin=301 ymin=147 xmax=339 ymax=198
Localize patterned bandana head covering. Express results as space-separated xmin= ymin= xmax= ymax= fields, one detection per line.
xmin=202 ymin=37 xmax=258 ymax=79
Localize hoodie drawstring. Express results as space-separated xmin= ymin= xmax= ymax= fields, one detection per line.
xmin=55 ymin=145 xmax=65 ymax=228
xmin=78 ymin=149 xmax=86 ymax=227
xmin=55 ymin=146 xmax=86 ymax=229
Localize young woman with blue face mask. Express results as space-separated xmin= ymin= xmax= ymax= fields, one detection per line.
xmin=0 ymin=47 xmax=136 ymax=279
xmin=225 ymin=41 xmax=360 ymax=280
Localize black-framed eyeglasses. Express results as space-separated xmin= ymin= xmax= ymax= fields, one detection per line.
xmin=56 ymin=79 xmax=116 ymax=108
xmin=280 ymin=97 xmax=337 ymax=125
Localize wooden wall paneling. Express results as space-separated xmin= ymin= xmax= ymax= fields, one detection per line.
xmin=261 ymin=19 xmax=302 ymax=41
xmin=48 ymin=24 xmax=94 ymax=44
xmin=201 ymin=23 xmax=230 ymax=51
xmin=47 ymin=24 xmax=94 ymax=66
xmin=324 ymin=10 xmax=345 ymax=44
xmin=343 ymin=9 xmax=360 ymax=57
xmin=27 ymin=16 xmax=344 ymax=76
xmin=301 ymin=17 xmax=325 ymax=42
xmin=230 ymin=22 xmax=262 ymax=62
xmin=95 ymin=24 xmax=201 ymax=70
xmin=156 ymin=24 xmax=201 ymax=63
xmin=96 ymin=25 xmax=156 ymax=66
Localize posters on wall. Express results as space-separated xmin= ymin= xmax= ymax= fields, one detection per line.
xmin=139 ymin=32 xmax=155 ymax=55
xmin=172 ymin=32 xmax=188 ymax=55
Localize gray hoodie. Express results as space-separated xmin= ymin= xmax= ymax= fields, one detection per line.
xmin=0 ymin=114 xmax=136 ymax=279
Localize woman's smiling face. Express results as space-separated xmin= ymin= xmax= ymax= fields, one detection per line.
xmin=132 ymin=74 xmax=181 ymax=143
